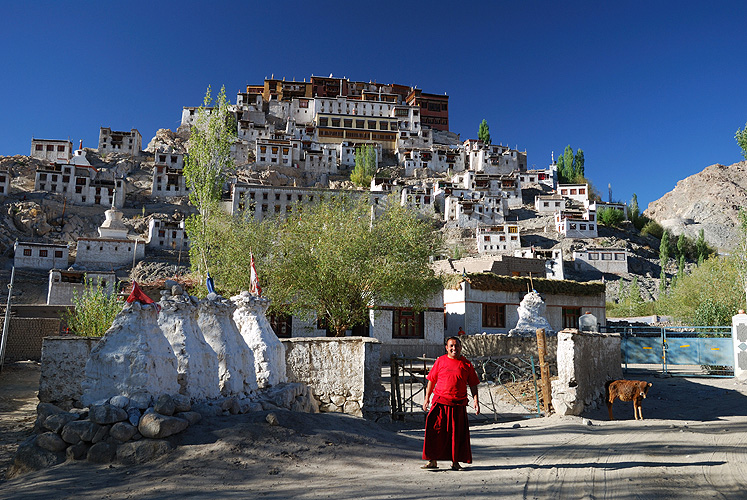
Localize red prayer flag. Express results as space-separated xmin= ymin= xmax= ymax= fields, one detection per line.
xmin=127 ymin=281 xmax=155 ymax=305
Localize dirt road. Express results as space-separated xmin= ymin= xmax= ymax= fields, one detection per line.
xmin=1 ymin=365 xmax=747 ymax=499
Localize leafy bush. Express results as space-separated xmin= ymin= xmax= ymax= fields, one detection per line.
xmin=641 ymin=220 xmax=664 ymax=238
xmin=657 ymin=256 xmax=743 ymax=325
xmin=597 ymin=207 xmax=625 ymax=228
xmin=61 ymin=278 xmax=124 ymax=336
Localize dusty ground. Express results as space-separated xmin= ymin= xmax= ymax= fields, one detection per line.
xmin=2 ymin=364 xmax=747 ymax=499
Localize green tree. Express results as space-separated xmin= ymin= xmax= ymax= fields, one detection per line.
xmin=350 ymin=144 xmax=377 ymax=187
xmin=268 ymin=195 xmax=443 ymax=336
xmin=696 ymin=229 xmax=708 ymax=265
xmin=629 ymin=194 xmax=640 ymax=224
xmin=735 ymin=208 xmax=747 ymax=305
xmin=478 ymin=119 xmax=491 ymax=145
xmin=736 ymin=122 xmax=747 ymax=160
xmin=659 ymin=268 xmax=667 ymax=295
xmin=658 ymin=255 xmax=743 ymax=325
xmin=556 ymin=144 xmax=585 ymax=183
xmin=659 ymin=231 xmax=670 ymax=270
xmin=597 ymin=207 xmax=625 ymax=227
xmin=184 ymin=85 xmax=237 ymax=280
xmin=61 ymin=278 xmax=123 ymax=337
xmin=676 ymin=233 xmax=686 ymax=260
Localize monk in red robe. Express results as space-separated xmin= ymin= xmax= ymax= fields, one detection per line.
xmin=422 ymin=336 xmax=480 ymax=471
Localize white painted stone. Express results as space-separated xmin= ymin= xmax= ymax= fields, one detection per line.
xmin=508 ymin=291 xmax=554 ymax=337
xmin=197 ymin=295 xmax=258 ymax=397
xmin=81 ymin=302 xmax=180 ymax=407
xmin=231 ymin=291 xmax=287 ymax=388
xmin=158 ymin=291 xmax=221 ymax=401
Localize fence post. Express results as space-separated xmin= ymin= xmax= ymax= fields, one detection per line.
xmin=536 ymin=328 xmax=552 ymax=415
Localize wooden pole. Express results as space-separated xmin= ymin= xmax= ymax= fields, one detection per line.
xmin=536 ymin=328 xmax=553 ymax=415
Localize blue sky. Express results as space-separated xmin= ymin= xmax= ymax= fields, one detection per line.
xmin=3 ymin=1 xmax=746 ymax=209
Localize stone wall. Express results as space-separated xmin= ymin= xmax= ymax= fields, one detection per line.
xmin=281 ymin=337 xmax=390 ymax=421
xmin=551 ymin=329 xmax=623 ymax=416
xmin=4 ymin=318 xmax=62 ymax=362
xmin=733 ymin=311 xmax=747 ymax=380
xmin=39 ymin=336 xmax=100 ymax=409
xmin=40 ymin=335 xmax=391 ymax=421
xmin=460 ymin=333 xmax=558 ymax=374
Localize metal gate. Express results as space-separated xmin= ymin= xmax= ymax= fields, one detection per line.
xmin=388 ymin=354 xmax=543 ymax=422
xmin=602 ymin=325 xmax=733 ymax=377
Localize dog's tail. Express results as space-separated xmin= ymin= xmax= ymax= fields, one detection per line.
xmin=604 ymin=380 xmax=613 ymax=401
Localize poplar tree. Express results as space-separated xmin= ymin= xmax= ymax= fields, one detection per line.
xmin=183 ymin=85 xmax=237 ymax=279
xmin=350 ymin=144 xmax=377 ymax=187
xmin=736 ymin=122 xmax=747 ymax=159
xmin=478 ymin=119 xmax=491 ymax=145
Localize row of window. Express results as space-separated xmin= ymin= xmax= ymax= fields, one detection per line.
xmin=585 ymin=252 xmax=625 ymax=261
xmin=35 ymin=144 xmax=68 ymax=152
xmin=21 ymin=249 xmax=64 ymax=258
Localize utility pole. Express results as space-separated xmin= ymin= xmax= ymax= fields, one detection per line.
xmin=0 ymin=266 xmax=16 ymax=373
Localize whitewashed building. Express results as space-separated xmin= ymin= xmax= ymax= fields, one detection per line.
xmin=400 ymin=183 xmax=437 ymax=214
xmin=151 ymin=151 xmax=188 ymax=198
xmin=34 ymin=148 xmax=125 ymax=208
xmin=535 ymin=194 xmax=565 ymax=213
xmin=476 ymin=224 xmax=521 ymax=254
xmin=14 ymin=241 xmax=69 ymax=270
xmin=0 ymin=166 xmax=9 ymax=196
xmin=555 ymin=208 xmax=598 ymax=238
xmin=30 ymin=139 xmax=73 ymax=163
xmin=369 ymin=293 xmax=445 ymax=358
xmin=519 ymin=163 xmax=557 ymax=190
xmin=98 ymin=127 xmax=142 ymax=156
xmin=589 ymin=201 xmax=627 ymax=218
xmin=226 ymin=183 xmax=357 ymax=219
xmin=463 ymin=140 xmax=527 ymax=175
xmin=573 ymin=248 xmax=628 ymax=274
xmin=443 ymin=274 xmax=606 ymax=337
xmin=146 ymin=218 xmax=188 ymax=251
xmin=75 ymin=205 xmax=145 ymax=269
xmin=514 ymin=247 xmax=565 ymax=280
xmin=558 ymin=183 xmax=589 ymax=205
xmin=47 ymin=269 xmax=117 ymax=306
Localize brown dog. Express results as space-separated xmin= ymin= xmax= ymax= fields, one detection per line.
xmin=605 ymin=380 xmax=652 ymax=420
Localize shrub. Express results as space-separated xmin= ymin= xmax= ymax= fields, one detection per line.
xmin=61 ymin=278 xmax=124 ymax=336
xmin=641 ymin=220 xmax=664 ymax=238
xmin=597 ymin=207 xmax=625 ymax=228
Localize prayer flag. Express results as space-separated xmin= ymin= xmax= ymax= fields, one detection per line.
xmin=250 ymin=253 xmax=262 ymax=297
xmin=126 ymin=281 xmax=157 ymax=310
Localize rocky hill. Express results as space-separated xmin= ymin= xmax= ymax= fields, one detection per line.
xmin=644 ymin=160 xmax=747 ymax=252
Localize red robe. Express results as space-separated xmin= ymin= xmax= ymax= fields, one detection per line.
xmin=422 ymin=354 xmax=479 ymax=463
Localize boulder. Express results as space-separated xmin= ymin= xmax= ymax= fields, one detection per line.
xmin=174 ymin=411 xmax=202 ymax=426
xmin=7 ymin=436 xmax=65 ymax=479
xmin=89 ymin=404 xmax=128 ymax=425
xmin=66 ymin=441 xmax=89 ymax=461
xmin=116 ymin=439 xmax=173 ymax=465
xmin=61 ymin=420 xmax=101 ymax=444
xmin=138 ymin=413 xmax=189 ymax=439
xmin=42 ymin=412 xmax=80 ymax=433
xmin=36 ymin=432 xmax=68 ymax=453
xmin=110 ymin=422 xmax=138 ymax=442
xmin=87 ymin=442 xmax=116 ymax=464
xmin=154 ymin=394 xmax=176 ymax=416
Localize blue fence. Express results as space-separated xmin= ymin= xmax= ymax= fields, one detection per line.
xmin=601 ymin=325 xmax=733 ymax=377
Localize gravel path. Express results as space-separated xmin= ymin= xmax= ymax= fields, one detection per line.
xmin=2 ymin=365 xmax=747 ymax=499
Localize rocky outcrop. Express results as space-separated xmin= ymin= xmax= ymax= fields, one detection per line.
xmin=145 ymin=128 xmax=188 ymax=154
xmin=644 ymin=160 xmax=747 ymax=251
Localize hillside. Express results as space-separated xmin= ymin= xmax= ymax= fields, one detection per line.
xmin=644 ymin=160 xmax=747 ymax=252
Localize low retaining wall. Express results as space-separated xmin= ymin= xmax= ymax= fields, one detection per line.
xmin=39 ymin=335 xmax=391 ymax=420
xmin=461 ymin=333 xmax=558 ymax=374
xmin=281 ymin=337 xmax=390 ymax=421
xmin=551 ymin=329 xmax=622 ymax=416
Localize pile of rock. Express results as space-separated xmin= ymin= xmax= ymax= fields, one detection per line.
xmin=8 ymin=393 xmax=199 ymax=479
xmin=9 ymin=382 xmax=319 ymax=479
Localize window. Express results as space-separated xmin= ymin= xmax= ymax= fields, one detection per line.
xmin=23 ymin=249 xmax=31 ymax=256
xmin=39 ymin=249 xmax=48 ymax=257
xmin=47 ymin=145 xmax=54 ymax=151
xmin=482 ymin=303 xmax=505 ymax=328
xmin=35 ymin=144 xmax=43 ymax=151
xmin=57 ymin=145 xmax=65 ymax=152
xmin=562 ymin=307 xmax=581 ymax=329
xmin=615 ymin=253 xmax=625 ymax=261
xmin=602 ymin=253 xmax=612 ymax=260
xmin=269 ymin=314 xmax=293 ymax=338
xmin=588 ymin=253 xmax=599 ymax=260
xmin=54 ymin=250 xmax=63 ymax=258
xmin=392 ymin=308 xmax=424 ymax=339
